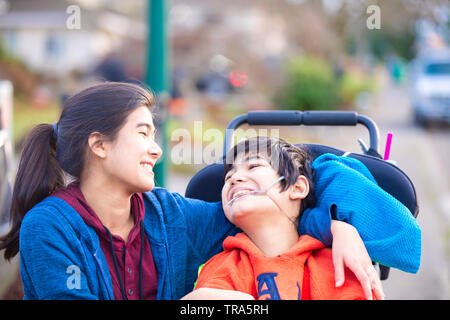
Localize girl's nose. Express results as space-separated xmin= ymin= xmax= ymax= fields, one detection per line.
xmin=149 ymin=140 xmax=163 ymax=159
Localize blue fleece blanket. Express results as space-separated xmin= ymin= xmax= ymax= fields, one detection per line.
xmin=299 ymin=153 xmax=421 ymax=273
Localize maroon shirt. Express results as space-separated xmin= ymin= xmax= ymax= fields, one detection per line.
xmin=53 ymin=183 xmax=158 ymax=300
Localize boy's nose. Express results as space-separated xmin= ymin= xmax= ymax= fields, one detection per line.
xmin=230 ymin=172 xmax=248 ymax=185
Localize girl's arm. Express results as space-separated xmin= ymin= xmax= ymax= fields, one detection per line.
xmin=20 ymin=209 xmax=101 ymax=300
xmin=330 ymin=220 xmax=384 ymax=300
xmin=299 ymin=154 xmax=421 ymax=273
xmin=169 ymin=191 xmax=240 ymax=260
xmin=298 ymin=154 xmax=420 ymax=301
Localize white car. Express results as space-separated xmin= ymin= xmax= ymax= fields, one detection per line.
xmin=409 ymin=50 xmax=450 ymax=126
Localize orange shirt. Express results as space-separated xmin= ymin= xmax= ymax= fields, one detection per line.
xmin=195 ymin=233 xmax=371 ymax=300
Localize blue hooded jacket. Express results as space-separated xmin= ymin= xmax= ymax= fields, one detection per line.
xmin=299 ymin=154 xmax=421 ymax=273
xmin=19 ymin=189 xmax=238 ymax=300
xmin=19 ymin=154 xmax=421 ymax=299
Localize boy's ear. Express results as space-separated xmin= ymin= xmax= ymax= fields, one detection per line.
xmin=88 ymin=132 xmax=107 ymax=159
xmin=289 ymin=175 xmax=309 ymax=200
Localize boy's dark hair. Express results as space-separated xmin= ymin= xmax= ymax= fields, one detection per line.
xmin=224 ymin=136 xmax=316 ymax=217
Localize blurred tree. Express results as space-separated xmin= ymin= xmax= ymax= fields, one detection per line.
xmin=366 ymin=27 xmax=417 ymax=62
xmin=0 ymin=41 xmax=37 ymax=97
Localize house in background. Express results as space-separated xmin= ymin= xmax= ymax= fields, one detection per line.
xmin=0 ymin=0 xmax=146 ymax=79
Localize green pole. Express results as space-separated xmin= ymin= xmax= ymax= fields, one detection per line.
xmin=145 ymin=0 xmax=171 ymax=187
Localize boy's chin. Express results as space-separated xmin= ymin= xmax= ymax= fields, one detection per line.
xmin=226 ymin=203 xmax=263 ymax=224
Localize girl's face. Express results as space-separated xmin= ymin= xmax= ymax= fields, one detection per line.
xmin=102 ymin=106 xmax=162 ymax=194
xmin=221 ymin=153 xmax=292 ymax=227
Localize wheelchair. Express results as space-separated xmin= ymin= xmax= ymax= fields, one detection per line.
xmin=185 ymin=110 xmax=419 ymax=280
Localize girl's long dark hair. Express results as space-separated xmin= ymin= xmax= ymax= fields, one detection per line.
xmin=0 ymin=82 xmax=155 ymax=260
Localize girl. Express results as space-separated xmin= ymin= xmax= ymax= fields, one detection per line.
xmin=1 ymin=82 xmax=393 ymax=299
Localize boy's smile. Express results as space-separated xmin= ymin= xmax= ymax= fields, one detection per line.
xmin=229 ymin=187 xmax=256 ymax=202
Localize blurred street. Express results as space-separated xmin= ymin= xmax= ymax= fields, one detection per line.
xmin=369 ymin=80 xmax=450 ymax=300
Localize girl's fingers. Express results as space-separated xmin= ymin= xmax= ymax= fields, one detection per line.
xmin=352 ymin=264 xmax=373 ymax=300
xmin=368 ymin=266 xmax=385 ymax=300
xmin=333 ymin=256 xmax=345 ymax=287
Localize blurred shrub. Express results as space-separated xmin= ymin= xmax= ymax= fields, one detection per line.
xmin=273 ymin=55 xmax=340 ymax=111
xmin=274 ymin=55 xmax=376 ymax=110
xmin=338 ymin=70 xmax=377 ymax=107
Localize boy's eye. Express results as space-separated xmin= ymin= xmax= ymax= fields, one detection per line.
xmin=248 ymin=162 xmax=265 ymax=170
xmin=140 ymin=132 xmax=148 ymax=137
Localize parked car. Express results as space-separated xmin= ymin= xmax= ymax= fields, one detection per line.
xmin=409 ymin=50 xmax=450 ymax=126
xmin=0 ymin=80 xmax=19 ymax=299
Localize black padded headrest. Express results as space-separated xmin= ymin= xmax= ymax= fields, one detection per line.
xmin=185 ymin=143 xmax=419 ymax=218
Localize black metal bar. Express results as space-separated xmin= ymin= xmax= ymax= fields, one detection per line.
xmin=223 ymin=111 xmax=380 ymax=156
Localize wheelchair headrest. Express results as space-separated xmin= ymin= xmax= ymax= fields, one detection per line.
xmin=185 ymin=143 xmax=419 ymax=218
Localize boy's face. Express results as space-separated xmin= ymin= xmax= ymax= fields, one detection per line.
xmin=221 ymin=152 xmax=297 ymax=227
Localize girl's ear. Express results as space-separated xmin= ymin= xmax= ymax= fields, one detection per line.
xmin=289 ymin=175 xmax=309 ymax=200
xmin=87 ymin=132 xmax=107 ymax=159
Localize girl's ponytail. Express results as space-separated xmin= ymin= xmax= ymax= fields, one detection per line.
xmin=0 ymin=123 xmax=65 ymax=261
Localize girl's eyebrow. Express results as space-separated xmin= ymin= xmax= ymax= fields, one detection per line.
xmin=136 ymin=122 xmax=156 ymax=133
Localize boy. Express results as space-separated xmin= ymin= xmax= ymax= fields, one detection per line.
xmin=183 ymin=136 xmax=420 ymax=300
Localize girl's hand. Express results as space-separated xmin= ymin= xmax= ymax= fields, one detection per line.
xmin=330 ymin=220 xmax=385 ymax=300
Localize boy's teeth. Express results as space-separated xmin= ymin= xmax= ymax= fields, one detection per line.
xmin=232 ymin=190 xmax=250 ymax=199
